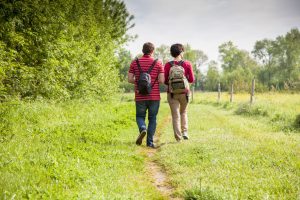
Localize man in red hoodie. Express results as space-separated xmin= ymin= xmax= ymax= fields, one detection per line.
xmin=128 ymin=42 xmax=164 ymax=148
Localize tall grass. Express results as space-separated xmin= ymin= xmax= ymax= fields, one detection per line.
xmin=193 ymin=92 xmax=300 ymax=131
xmin=158 ymin=103 xmax=300 ymax=199
xmin=0 ymin=98 xmax=165 ymax=199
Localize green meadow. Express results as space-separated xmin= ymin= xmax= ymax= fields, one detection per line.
xmin=158 ymin=92 xmax=300 ymax=199
xmin=1 ymin=92 xmax=299 ymax=199
xmin=0 ymin=98 xmax=167 ymax=199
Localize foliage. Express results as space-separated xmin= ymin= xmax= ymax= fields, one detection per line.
xmin=205 ymin=60 xmax=220 ymax=91
xmin=253 ymin=28 xmax=300 ymax=91
xmin=183 ymin=44 xmax=208 ymax=90
xmin=294 ymin=114 xmax=300 ymax=129
xmin=218 ymin=41 xmax=258 ymax=92
xmin=154 ymin=44 xmax=171 ymax=64
xmin=0 ymin=0 xmax=134 ymax=100
xmin=207 ymin=28 xmax=300 ymax=92
xmin=184 ymin=187 xmax=222 ymax=200
xmin=235 ymin=103 xmax=269 ymax=116
xmin=116 ymin=48 xmax=132 ymax=81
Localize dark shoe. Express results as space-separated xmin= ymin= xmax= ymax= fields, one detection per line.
xmin=175 ymin=135 xmax=182 ymax=142
xmin=136 ymin=129 xmax=147 ymax=145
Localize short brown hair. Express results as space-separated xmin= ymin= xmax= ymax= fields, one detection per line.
xmin=142 ymin=42 xmax=155 ymax=55
xmin=170 ymin=43 xmax=184 ymax=57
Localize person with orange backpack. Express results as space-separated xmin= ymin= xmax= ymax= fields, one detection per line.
xmin=164 ymin=43 xmax=195 ymax=141
xmin=128 ymin=42 xmax=164 ymax=148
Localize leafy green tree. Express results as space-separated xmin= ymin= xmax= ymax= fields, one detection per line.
xmin=0 ymin=0 xmax=134 ymax=100
xmin=184 ymin=44 xmax=208 ymax=90
xmin=276 ymin=28 xmax=300 ymax=89
xmin=253 ymin=39 xmax=277 ymax=89
xmin=219 ymin=41 xmax=258 ymax=91
xmin=252 ymin=28 xmax=300 ymax=90
xmin=205 ymin=60 xmax=220 ymax=91
xmin=154 ymin=44 xmax=171 ymax=64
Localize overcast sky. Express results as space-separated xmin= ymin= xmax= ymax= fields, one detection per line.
xmin=123 ymin=0 xmax=300 ymax=66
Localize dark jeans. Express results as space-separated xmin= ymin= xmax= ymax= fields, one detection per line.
xmin=135 ymin=100 xmax=160 ymax=146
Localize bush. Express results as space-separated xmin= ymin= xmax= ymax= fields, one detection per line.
xmin=294 ymin=114 xmax=300 ymax=129
xmin=119 ymin=81 xmax=134 ymax=93
xmin=0 ymin=0 xmax=133 ymax=101
xmin=235 ymin=103 xmax=269 ymax=116
xmin=184 ymin=187 xmax=222 ymax=200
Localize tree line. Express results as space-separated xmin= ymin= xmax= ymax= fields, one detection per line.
xmin=1 ymin=0 xmax=299 ymax=102
xmin=119 ymin=28 xmax=300 ymax=93
xmin=0 ymin=0 xmax=134 ymax=101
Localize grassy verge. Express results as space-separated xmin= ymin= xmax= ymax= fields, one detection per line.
xmin=0 ymin=96 xmax=166 ymax=199
xmin=158 ymin=103 xmax=300 ymax=199
xmin=193 ymin=92 xmax=300 ymax=131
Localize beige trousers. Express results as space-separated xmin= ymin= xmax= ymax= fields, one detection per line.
xmin=167 ymin=93 xmax=189 ymax=140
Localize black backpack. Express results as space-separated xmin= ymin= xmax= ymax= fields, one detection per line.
xmin=135 ymin=58 xmax=158 ymax=95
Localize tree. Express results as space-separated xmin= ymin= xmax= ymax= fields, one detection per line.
xmin=219 ymin=41 xmax=258 ymax=91
xmin=280 ymin=28 xmax=300 ymax=89
xmin=252 ymin=39 xmax=276 ymax=89
xmin=116 ymin=48 xmax=132 ymax=81
xmin=0 ymin=0 xmax=134 ymax=100
xmin=184 ymin=44 xmax=208 ymax=89
xmin=205 ymin=60 xmax=220 ymax=91
xmin=252 ymin=28 xmax=300 ymax=90
xmin=154 ymin=44 xmax=171 ymax=64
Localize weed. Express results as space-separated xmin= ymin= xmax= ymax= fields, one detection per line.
xmin=294 ymin=114 xmax=300 ymax=130
xmin=235 ymin=103 xmax=269 ymax=116
xmin=184 ymin=187 xmax=222 ymax=200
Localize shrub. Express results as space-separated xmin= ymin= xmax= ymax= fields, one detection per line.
xmin=184 ymin=187 xmax=222 ymax=200
xmin=294 ymin=114 xmax=300 ymax=129
xmin=235 ymin=103 xmax=269 ymax=116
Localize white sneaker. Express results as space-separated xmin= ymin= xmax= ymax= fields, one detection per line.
xmin=182 ymin=132 xmax=189 ymax=140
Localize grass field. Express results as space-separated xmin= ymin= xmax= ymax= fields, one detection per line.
xmin=0 ymin=98 xmax=167 ymax=199
xmin=0 ymin=92 xmax=299 ymax=199
xmin=193 ymin=92 xmax=300 ymax=132
xmin=158 ymin=92 xmax=300 ymax=199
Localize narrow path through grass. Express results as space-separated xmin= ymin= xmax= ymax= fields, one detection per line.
xmin=140 ymin=114 xmax=183 ymax=200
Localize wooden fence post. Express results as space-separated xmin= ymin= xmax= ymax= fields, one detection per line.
xmin=250 ymin=79 xmax=255 ymax=104
xmin=218 ymin=82 xmax=221 ymax=103
xmin=230 ymin=83 xmax=233 ymax=103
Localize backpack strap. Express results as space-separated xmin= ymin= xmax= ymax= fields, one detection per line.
xmin=147 ymin=59 xmax=158 ymax=74
xmin=178 ymin=60 xmax=184 ymax=66
xmin=135 ymin=57 xmax=143 ymax=73
xmin=151 ymin=76 xmax=159 ymax=88
xmin=170 ymin=60 xmax=184 ymax=67
xmin=149 ymin=59 xmax=159 ymax=88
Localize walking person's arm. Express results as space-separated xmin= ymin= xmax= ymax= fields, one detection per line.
xmin=128 ymin=73 xmax=135 ymax=84
xmin=128 ymin=60 xmax=136 ymax=84
xmin=164 ymin=63 xmax=170 ymax=85
xmin=158 ymin=73 xmax=165 ymax=84
xmin=157 ymin=60 xmax=165 ymax=84
xmin=186 ymin=61 xmax=195 ymax=83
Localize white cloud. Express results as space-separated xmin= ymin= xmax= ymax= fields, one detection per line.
xmin=124 ymin=0 xmax=300 ymax=62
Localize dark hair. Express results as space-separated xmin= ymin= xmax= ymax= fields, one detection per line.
xmin=170 ymin=43 xmax=184 ymax=57
xmin=142 ymin=42 xmax=155 ymax=55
